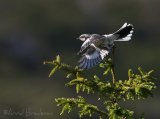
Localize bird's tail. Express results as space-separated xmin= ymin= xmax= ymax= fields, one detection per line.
xmin=114 ymin=22 xmax=134 ymax=41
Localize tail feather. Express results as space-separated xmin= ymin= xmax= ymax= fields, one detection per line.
xmin=114 ymin=23 xmax=134 ymax=41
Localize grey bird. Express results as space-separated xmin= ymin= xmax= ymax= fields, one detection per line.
xmin=77 ymin=23 xmax=134 ymax=69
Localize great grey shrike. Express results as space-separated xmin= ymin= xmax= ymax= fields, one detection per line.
xmin=77 ymin=23 xmax=134 ymax=69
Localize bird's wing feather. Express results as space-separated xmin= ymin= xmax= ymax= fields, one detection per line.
xmin=78 ymin=46 xmax=109 ymax=69
xmin=78 ymin=34 xmax=105 ymax=55
xmin=80 ymin=39 xmax=91 ymax=52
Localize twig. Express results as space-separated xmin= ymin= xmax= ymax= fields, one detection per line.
xmin=111 ymin=68 xmax=115 ymax=84
xmin=111 ymin=46 xmax=116 ymax=84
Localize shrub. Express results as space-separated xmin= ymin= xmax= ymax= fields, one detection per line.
xmin=44 ymin=55 xmax=156 ymax=119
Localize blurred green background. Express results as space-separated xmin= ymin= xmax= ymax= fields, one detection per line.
xmin=0 ymin=0 xmax=160 ymax=119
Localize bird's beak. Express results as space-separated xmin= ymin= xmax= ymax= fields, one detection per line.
xmin=76 ymin=37 xmax=80 ymax=40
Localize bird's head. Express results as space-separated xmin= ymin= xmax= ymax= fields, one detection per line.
xmin=77 ymin=34 xmax=91 ymax=41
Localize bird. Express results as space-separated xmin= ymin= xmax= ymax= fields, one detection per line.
xmin=77 ymin=22 xmax=134 ymax=69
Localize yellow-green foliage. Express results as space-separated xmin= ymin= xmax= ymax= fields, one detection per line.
xmin=44 ymin=55 xmax=156 ymax=119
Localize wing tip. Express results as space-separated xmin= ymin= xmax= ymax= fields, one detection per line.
xmin=78 ymin=54 xmax=103 ymax=69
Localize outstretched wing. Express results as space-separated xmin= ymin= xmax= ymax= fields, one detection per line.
xmin=77 ymin=34 xmax=105 ymax=55
xmin=77 ymin=39 xmax=91 ymax=55
xmin=104 ymin=23 xmax=134 ymax=42
xmin=78 ymin=46 xmax=109 ymax=69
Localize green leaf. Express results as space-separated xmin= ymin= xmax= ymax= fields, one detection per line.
xmin=99 ymin=63 xmax=105 ymax=68
xmin=66 ymin=73 xmax=73 ymax=78
xmin=56 ymin=55 xmax=61 ymax=63
xmin=49 ymin=66 xmax=59 ymax=77
xmin=147 ymin=70 xmax=154 ymax=75
xmin=103 ymin=67 xmax=111 ymax=75
xmin=94 ymin=75 xmax=100 ymax=81
xmin=138 ymin=67 xmax=145 ymax=75
xmin=128 ymin=69 xmax=133 ymax=79
xmin=76 ymin=84 xmax=80 ymax=93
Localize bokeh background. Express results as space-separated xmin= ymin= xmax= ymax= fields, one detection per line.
xmin=0 ymin=0 xmax=160 ymax=119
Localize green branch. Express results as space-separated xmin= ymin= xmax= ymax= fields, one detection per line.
xmin=43 ymin=55 xmax=82 ymax=78
xmin=44 ymin=55 xmax=157 ymax=119
xmin=55 ymin=96 xmax=107 ymax=118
